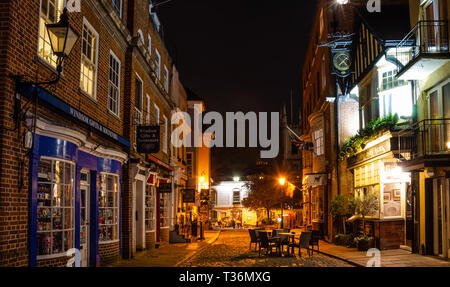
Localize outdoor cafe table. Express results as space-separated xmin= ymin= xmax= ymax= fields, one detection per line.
xmin=278 ymin=233 xmax=302 ymax=256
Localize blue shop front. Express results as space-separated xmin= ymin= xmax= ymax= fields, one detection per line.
xmin=23 ymin=86 xmax=129 ymax=267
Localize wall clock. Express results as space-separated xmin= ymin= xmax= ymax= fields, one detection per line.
xmin=333 ymin=51 xmax=351 ymax=75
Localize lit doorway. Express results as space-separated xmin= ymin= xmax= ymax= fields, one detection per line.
xmin=80 ymin=170 xmax=90 ymax=267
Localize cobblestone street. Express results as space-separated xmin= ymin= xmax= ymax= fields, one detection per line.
xmin=180 ymin=230 xmax=352 ymax=267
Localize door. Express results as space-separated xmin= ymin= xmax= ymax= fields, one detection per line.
xmin=433 ymin=177 xmax=448 ymax=258
xmin=80 ymin=171 xmax=90 ymax=267
xmin=446 ymin=178 xmax=450 ymax=258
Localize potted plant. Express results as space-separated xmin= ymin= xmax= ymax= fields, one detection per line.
xmin=334 ymin=233 xmax=353 ymax=246
xmin=329 ymin=194 xmax=356 ymax=236
xmin=353 ymin=194 xmax=379 ymax=251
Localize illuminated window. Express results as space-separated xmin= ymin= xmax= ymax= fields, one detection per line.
xmin=37 ymin=158 xmax=75 ymax=256
xmin=108 ymin=51 xmax=121 ymax=117
xmin=134 ymin=75 xmax=143 ymax=149
xmin=381 ymin=69 xmax=406 ymax=91
xmin=80 ymin=19 xmax=99 ymax=99
xmin=160 ymin=193 xmax=169 ymax=227
xmin=146 ymin=95 xmax=151 ymax=124
xmin=145 ymin=184 xmax=155 ymax=231
xmin=98 ymin=174 xmax=120 ymax=242
xmin=313 ymin=129 xmax=324 ymax=156
xmin=39 ymin=0 xmax=64 ymax=68
xmin=154 ymin=104 xmax=160 ymax=125
xmin=147 ymin=35 xmax=152 ymax=56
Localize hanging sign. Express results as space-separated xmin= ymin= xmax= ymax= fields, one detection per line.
xmin=182 ymin=189 xmax=196 ymax=203
xmin=137 ymin=125 xmax=160 ymax=154
xmin=304 ymin=173 xmax=327 ymax=186
xmin=158 ymin=183 xmax=172 ymax=193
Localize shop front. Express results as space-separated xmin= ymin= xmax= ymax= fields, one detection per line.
xmin=348 ymin=132 xmax=411 ymax=250
xmin=31 ymin=125 xmax=127 ymax=267
xmin=303 ymin=173 xmax=327 ymax=233
xmin=23 ymin=86 xmax=129 ymax=267
xmin=131 ymin=158 xmax=173 ymax=254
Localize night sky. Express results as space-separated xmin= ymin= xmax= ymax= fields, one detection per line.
xmin=157 ymin=0 xmax=317 ymax=177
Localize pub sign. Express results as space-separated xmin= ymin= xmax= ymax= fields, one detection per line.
xmin=137 ymin=125 xmax=160 ymax=154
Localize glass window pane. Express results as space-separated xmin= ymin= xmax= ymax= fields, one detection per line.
xmin=53 ymin=232 xmax=63 ymax=254
xmin=37 ymin=233 xmax=52 ymax=256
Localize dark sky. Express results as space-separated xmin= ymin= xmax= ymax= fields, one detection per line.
xmin=157 ymin=0 xmax=317 ymax=176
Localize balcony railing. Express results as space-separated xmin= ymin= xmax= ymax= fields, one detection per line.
xmin=398 ymin=119 xmax=450 ymax=161
xmin=396 ymin=20 xmax=449 ymax=68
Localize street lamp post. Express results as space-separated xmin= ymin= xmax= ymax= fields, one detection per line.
xmin=11 ymin=8 xmax=79 ymax=148
xmin=279 ymin=177 xmax=286 ymax=229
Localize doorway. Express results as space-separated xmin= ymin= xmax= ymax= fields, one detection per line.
xmin=433 ymin=177 xmax=449 ymax=258
xmin=80 ymin=170 xmax=90 ymax=267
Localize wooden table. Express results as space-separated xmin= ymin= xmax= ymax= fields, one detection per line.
xmin=278 ymin=233 xmax=302 ymax=256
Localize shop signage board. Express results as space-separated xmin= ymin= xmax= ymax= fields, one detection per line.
xmin=20 ymin=84 xmax=131 ymax=148
xmin=183 ymin=189 xmax=196 ymax=203
xmin=348 ymin=138 xmax=391 ymax=167
xmin=137 ymin=126 xmax=160 ymax=154
xmin=200 ymin=189 xmax=210 ymax=201
xmin=158 ymin=183 xmax=172 ymax=193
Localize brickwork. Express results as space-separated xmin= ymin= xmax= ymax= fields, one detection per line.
xmin=98 ymin=241 xmax=120 ymax=266
xmin=145 ymin=231 xmax=156 ymax=249
xmin=160 ymin=227 xmax=169 ymax=243
xmin=37 ymin=255 xmax=74 ymax=267
xmin=0 ymin=0 xmax=130 ymax=267
xmin=0 ymin=0 xmax=180 ymax=267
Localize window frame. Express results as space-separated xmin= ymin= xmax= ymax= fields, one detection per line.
xmin=155 ymin=49 xmax=161 ymax=80
xmin=137 ymin=29 xmax=145 ymax=45
xmin=98 ymin=173 xmax=120 ymax=243
xmin=36 ymin=157 xmax=75 ymax=259
xmin=108 ymin=50 xmax=121 ymax=118
xmin=163 ymin=115 xmax=168 ymax=154
xmin=163 ymin=65 xmax=169 ymax=92
xmin=38 ymin=0 xmax=64 ymax=69
xmin=111 ymin=0 xmax=123 ymax=18
xmin=80 ymin=17 xmax=100 ymax=100
xmin=145 ymin=183 xmax=156 ymax=232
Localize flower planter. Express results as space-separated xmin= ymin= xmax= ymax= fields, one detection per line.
xmin=356 ymin=238 xmax=374 ymax=251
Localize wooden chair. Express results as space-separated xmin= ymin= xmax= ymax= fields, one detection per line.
xmin=289 ymin=231 xmax=312 ymax=257
xmin=310 ymin=230 xmax=321 ymax=254
xmin=258 ymin=231 xmax=281 ymax=257
xmin=279 ymin=233 xmax=290 ymax=254
xmin=248 ymin=229 xmax=260 ymax=251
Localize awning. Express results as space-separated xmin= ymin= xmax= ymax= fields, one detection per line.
xmin=147 ymin=154 xmax=174 ymax=171
xmin=347 ymin=215 xmax=360 ymax=222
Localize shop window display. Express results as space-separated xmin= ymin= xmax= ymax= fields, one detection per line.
xmin=145 ymin=184 xmax=155 ymax=231
xmin=160 ymin=192 xmax=169 ymax=227
xmin=37 ymin=159 xmax=75 ymax=256
xmin=383 ymin=183 xmax=402 ymax=217
xmin=98 ymin=174 xmax=119 ymax=242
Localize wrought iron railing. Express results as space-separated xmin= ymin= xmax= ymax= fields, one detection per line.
xmin=396 ymin=20 xmax=449 ymax=68
xmin=398 ymin=119 xmax=450 ymax=161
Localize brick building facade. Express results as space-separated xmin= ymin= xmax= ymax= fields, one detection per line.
xmin=0 ymin=0 xmax=187 ymax=267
